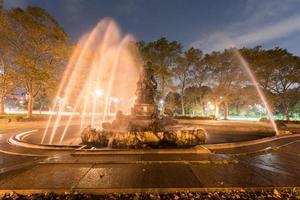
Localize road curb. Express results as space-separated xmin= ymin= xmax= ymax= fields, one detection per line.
xmin=202 ymin=133 xmax=300 ymax=150
xmin=72 ymin=146 xmax=211 ymax=155
xmin=7 ymin=130 xmax=300 ymax=154
xmin=0 ymin=187 xmax=299 ymax=195
xmin=9 ymin=130 xmax=82 ymax=150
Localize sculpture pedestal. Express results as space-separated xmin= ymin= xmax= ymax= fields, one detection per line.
xmin=131 ymin=103 xmax=157 ymax=119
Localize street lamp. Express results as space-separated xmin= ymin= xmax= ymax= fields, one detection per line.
xmin=208 ymin=104 xmax=215 ymax=110
xmin=158 ymin=99 xmax=165 ymax=112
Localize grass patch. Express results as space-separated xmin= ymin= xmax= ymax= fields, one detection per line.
xmin=0 ymin=113 xmax=49 ymax=122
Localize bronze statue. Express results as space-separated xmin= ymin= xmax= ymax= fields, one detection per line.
xmin=135 ymin=61 xmax=157 ymax=104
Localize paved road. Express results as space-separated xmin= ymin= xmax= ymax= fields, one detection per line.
xmin=0 ymin=121 xmax=300 ymax=193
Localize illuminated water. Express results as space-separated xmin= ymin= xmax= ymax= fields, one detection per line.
xmin=233 ymin=49 xmax=279 ymax=135
xmin=42 ymin=18 xmax=141 ymax=144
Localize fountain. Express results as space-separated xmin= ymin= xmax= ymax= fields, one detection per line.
xmin=40 ymin=18 xmax=206 ymax=147
xmin=38 ymin=18 xmax=287 ymax=148
xmin=81 ymin=61 xmax=206 ymax=148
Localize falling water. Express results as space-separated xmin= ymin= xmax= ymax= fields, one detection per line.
xmin=42 ymin=18 xmax=141 ymax=144
xmin=233 ymin=49 xmax=279 ymax=135
xmin=208 ymin=33 xmax=279 ymax=135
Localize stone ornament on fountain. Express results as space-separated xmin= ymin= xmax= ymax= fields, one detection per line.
xmin=81 ymin=125 xmax=109 ymax=146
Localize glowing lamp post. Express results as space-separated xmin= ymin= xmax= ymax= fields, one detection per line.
xmin=109 ymin=97 xmax=119 ymax=114
xmin=55 ymin=96 xmax=64 ymax=115
xmin=113 ymin=97 xmax=118 ymax=103
xmin=159 ymin=99 xmax=164 ymax=112
xmin=208 ymin=104 xmax=215 ymax=110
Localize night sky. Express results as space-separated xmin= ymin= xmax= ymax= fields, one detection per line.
xmin=4 ymin=0 xmax=300 ymax=55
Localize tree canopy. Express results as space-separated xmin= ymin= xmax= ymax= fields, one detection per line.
xmin=0 ymin=6 xmax=69 ymax=117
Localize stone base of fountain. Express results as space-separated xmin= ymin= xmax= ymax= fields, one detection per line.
xmin=81 ymin=125 xmax=206 ymax=148
xmin=80 ymin=105 xmax=207 ymax=149
xmin=131 ymin=103 xmax=157 ymax=119
xmin=80 ymin=101 xmax=206 ymax=148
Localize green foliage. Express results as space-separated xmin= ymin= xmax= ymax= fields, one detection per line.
xmin=173 ymin=48 xmax=202 ymax=114
xmin=184 ymin=86 xmax=211 ymax=115
xmin=165 ymin=91 xmax=181 ymax=114
xmin=242 ymin=47 xmax=300 ymax=120
xmin=139 ymin=39 xmax=300 ymax=120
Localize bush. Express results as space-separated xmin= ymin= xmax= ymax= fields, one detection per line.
xmin=259 ymin=117 xmax=269 ymax=122
xmin=175 ymin=115 xmax=216 ymax=120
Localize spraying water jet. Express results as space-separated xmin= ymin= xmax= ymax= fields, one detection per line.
xmin=42 ymin=18 xmax=141 ymax=144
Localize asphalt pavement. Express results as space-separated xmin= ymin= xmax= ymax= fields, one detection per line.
xmin=0 ymin=120 xmax=300 ymax=193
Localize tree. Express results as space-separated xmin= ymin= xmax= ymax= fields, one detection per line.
xmin=242 ymin=47 xmax=300 ymax=121
xmin=229 ymin=85 xmax=260 ymax=116
xmin=0 ymin=8 xmax=17 ymax=114
xmin=137 ymin=37 xmax=182 ymax=100
xmin=203 ymin=49 xmax=244 ymax=119
xmin=0 ymin=7 xmax=69 ymax=117
xmin=0 ymin=57 xmax=16 ymax=114
xmin=164 ymin=91 xmax=181 ymax=114
xmin=173 ymin=48 xmax=202 ymax=115
xmin=184 ymin=85 xmax=211 ymax=115
xmin=33 ymin=88 xmax=53 ymax=114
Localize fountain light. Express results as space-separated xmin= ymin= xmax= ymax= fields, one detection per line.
xmin=113 ymin=97 xmax=118 ymax=103
xmin=95 ymin=89 xmax=103 ymax=97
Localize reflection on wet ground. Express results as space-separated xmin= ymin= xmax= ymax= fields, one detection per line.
xmin=0 ymin=121 xmax=299 ymax=190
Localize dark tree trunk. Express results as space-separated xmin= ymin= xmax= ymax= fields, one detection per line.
xmin=224 ymin=101 xmax=229 ymax=120
xmin=181 ymin=95 xmax=185 ymax=116
xmin=0 ymin=97 xmax=4 ymax=114
xmin=285 ymin=108 xmax=290 ymax=121
xmin=201 ymin=102 xmax=205 ymax=115
xmin=39 ymin=104 xmax=43 ymax=114
xmin=215 ymin=103 xmax=219 ymax=118
xmin=27 ymin=94 xmax=33 ymax=118
xmin=236 ymin=104 xmax=240 ymax=115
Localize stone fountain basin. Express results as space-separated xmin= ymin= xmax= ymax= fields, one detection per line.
xmin=13 ymin=121 xmax=279 ymax=150
xmin=81 ymin=125 xmax=207 ymax=148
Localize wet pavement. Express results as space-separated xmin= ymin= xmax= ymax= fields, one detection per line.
xmin=0 ymin=121 xmax=300 ymax=192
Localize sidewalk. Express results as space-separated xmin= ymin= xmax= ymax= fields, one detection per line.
xmin=1 ymin=135 xmax=300 ymax=193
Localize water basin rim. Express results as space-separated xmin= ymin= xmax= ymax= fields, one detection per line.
xmin=10 ymin=130 xmax=299 ymax=151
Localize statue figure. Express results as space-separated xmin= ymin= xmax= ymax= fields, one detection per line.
xmin=135 ymin=61 xmax=157 ymax=104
